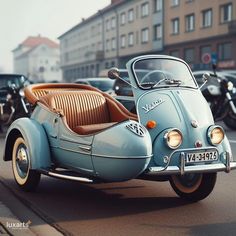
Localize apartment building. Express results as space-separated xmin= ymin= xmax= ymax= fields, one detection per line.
xmin=59 ymin=0 xmax=164 ymax=81
xmin=164 ymin=0 xmax=236 ymax=70
xmin=59 ymin=0 xmax=235 ymax=81
xmin=13 ymin=35 xmax=62 ymax=82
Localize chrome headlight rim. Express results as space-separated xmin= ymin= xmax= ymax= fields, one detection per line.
xmin=164 ymin=128 xmax=183 ymax=149
xmin=207 ymin=125 xmax=225 ymax=146
xmin=227 ymin=81 xmax=234 ymax=91
xmin=19 ymin=89 xmax=25 ymax=97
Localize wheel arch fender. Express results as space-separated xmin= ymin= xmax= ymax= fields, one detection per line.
xmin=4 ymin=118 xmax=51 ymax=169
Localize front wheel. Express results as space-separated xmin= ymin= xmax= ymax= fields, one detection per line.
xmin=169 ymin=173 xmax=217 ymax=202
xmin=12 ymin=136 xmax=41 ymax=191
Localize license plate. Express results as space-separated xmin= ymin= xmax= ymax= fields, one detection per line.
xmin=185 ymin=151 xmax=218 ymax=163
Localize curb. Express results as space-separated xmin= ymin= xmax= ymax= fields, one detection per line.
xmin=0 ymin=201 xmax=35 ymax=236
xmin=0 ymin=180 xmax=64 ymax=236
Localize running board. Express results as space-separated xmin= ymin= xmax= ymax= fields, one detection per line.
xmin=39 ymin=169 xmax=93 ymax=183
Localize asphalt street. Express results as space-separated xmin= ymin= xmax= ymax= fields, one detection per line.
xmin=0 ymin=123 xmax=236 ymax=236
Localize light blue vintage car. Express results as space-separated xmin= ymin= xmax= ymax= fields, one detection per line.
xmin=3 ymin=55 xmax=236 ymax=202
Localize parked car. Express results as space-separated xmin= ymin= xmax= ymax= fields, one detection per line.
xmin=75 ymin=77 xmax=115 ymax=95
xmin=3 ymin=55 xmax=236 ymax=202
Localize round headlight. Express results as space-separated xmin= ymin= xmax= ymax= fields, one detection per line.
xmin=208 ymin=126 xmax=224 ymax=145
xmin=227 ymin=81 xmax=234 ymax=91
xmin=164 ymin=129 xmax=183 ymax=149
xmin=6 ymin=93 xmax=12 ymax=100
xmin=19 ymin=89 xmax=25 ymax=97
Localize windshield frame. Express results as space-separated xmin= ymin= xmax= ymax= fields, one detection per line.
xmin=130 ymin=56 xmax=198 ymax=90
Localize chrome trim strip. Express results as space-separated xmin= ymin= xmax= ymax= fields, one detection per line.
xmin=92 ymin=153 xmax=152 ymax=159
xmin=78 ymin=145 xmax=92 ymax=152
xmin=48 ymin=171 xmax=93 ymax=183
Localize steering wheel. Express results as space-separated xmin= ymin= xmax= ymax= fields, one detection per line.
xmin=140 ymin=70 xmax=167 ymax=85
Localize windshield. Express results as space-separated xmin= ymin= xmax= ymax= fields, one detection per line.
xmin=133 ymin=58 xmax=197 ymax=89
xmin=0 ymin=75 xmax=29 ymax=88
xmin=89 ymin=80 xmax=114 ymax=92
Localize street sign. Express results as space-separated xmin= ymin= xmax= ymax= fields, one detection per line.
xmin=202 ymin=53 xmax=211 ymax=64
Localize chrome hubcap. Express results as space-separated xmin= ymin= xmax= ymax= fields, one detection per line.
xmin=15 ymin=144 xmax=29 ymax=178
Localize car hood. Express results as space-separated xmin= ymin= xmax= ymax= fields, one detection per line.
xmin=136 ymin=88 xmax=214 ymax=141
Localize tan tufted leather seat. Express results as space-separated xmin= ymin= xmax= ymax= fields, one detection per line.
xmin=39 ymin=90 xmax=134 ymax=135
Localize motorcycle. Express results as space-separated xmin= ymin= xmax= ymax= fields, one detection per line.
xmin=200 ymin=73 xmax=236 ymax=130
xmin=0 ymin=83 xmax=29 ymax=132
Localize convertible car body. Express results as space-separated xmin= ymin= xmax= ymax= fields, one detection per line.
xmin=3 ymin=55 xmax=236 ymax=202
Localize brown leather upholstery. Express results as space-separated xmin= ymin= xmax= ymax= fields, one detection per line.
xmin=39 ymin=90 xmax=135 ymax=135
xmin=24 ymin=83 xmax=102 ymax=105
xmin=25 ymin=83 xmax=137 ymax=120
xmin=25 ymin=83 xmax=138 ymax=135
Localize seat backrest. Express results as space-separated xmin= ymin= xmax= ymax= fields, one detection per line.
xmin=41 ymin=91 xmax=110 ymax=129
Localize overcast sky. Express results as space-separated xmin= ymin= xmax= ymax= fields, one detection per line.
xmin=0 ymin=0 xmax=110 ymax=72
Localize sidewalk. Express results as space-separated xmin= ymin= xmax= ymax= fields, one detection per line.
xmin=0 ymin=201 xmax=35 ymax=236
xmin=0 ymin=181 xmax=63 ymax=236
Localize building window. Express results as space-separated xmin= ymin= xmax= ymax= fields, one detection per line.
xmin=111 ymin=38 xmax=116 ymax=50
xmin=141 ymin=2 xmax=149 ymax=17
xmin=141 ymin=28 xmax=149 ymax=43
xmin=220 ymin=3 xmax=232 ymax=23
xmin=171 ymin=0 xmax=179 ymax=7
xmin=218 ymin=42 xmax=232 ymax=60
xmin=154 ymin=24 xmax=162 ymax=40
xmin=128 ymin=9 xmax=134 ymax=22
xmin=121 ymin=35 xmax=126 ymax=48
xmin=120 ymin=12 xmax=126 ymax=25
xmin=171 ymin=18 xmax=179 ymax=34
xmin=154 ymin=0 xmax=162 ymax=12
xmin=128 ymin=32 xmax=134 ymax=46
xmin=105 ymin=62 xmax=109 ymax=69
xmin=202 ymin=9 xmax=212 ymax=28
xmin=106 ymin=39 xmax=110 ymax=52
xmin=184 ymin=48 xmax=195 ymax=64
xmin=185 ymin=14 xmax=195 ymax=32
xmin=106 ymin=19 xmax=110 ymax=31
xmin=169 ymin=50 xmax=179 ymax=58
xmin=111 ymin=17 xmax=116 ymax=29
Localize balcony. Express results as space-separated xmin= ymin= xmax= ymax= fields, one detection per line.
xmin=228 ymin=20 xmax=236 ymax=35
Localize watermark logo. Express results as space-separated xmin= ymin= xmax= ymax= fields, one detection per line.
xmin=6 ymin=220 xmax=31 ymax=230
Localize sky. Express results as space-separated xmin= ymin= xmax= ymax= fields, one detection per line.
xmin=0 ymin=0 xmax=110 ymax=73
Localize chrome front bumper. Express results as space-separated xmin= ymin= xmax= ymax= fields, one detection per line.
xmin=147 ymin=150 xmax=236 ymax=175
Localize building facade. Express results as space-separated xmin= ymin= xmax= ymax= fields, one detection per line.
xmin=59 ymin=0 xmax=235 ymax=81
xmin=13 ymin=35 xmax=62 ymax=82
xmin=59 ymin=0 xmax=163 ymax=81
xmin=164 ymin=0 xmax=236 ymax=70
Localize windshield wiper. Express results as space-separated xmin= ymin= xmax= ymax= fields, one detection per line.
xmin=152 ymin=79 xmax=182 ymax=88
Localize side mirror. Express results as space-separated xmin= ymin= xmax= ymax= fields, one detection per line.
xmin=199 ymin=73 xmax=210 ymax=89
xmin=108 ymin=67 xmax=120 ymax=80
xmin=203 ymin=73 xmax=211 ymax=82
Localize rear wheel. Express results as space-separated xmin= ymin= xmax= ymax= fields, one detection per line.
xmin=12 ymin=136 xmax=41 ymax=191
xmin=169 ymin=173 xmax=217 ymax=202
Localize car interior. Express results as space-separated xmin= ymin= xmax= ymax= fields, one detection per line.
xmin=24 ymin=83 xmax=137 ymax=135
